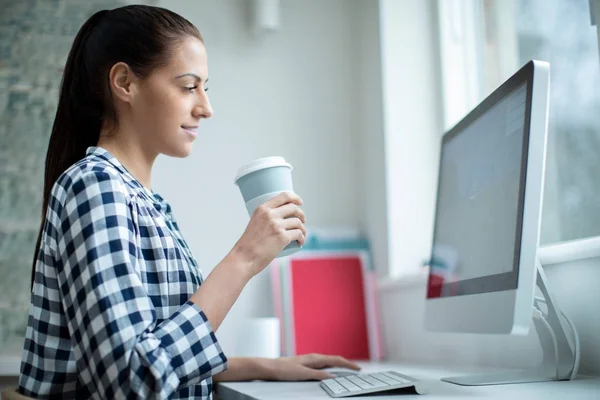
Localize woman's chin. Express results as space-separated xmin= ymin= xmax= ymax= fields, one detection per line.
xmin=163 ymin=142 xmax=194 ymax=158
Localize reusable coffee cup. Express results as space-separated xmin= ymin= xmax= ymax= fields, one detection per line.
xmin=234 ymin=156 xmax=302 ymax=258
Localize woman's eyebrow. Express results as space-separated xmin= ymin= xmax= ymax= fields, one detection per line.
xmin=174 ymin=73 xmax=208 ymax=83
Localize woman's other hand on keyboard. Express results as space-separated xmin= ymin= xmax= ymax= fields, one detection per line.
xmin=262 ymin=353 xmax=362 ymax=381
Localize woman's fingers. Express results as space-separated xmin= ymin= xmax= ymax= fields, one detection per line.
xmin=305 ymin=366 xmax=335 ymax=381
xmin=282 ymin=217 xmax=306 ymax=238
xmin=275 ymin=203 xmax=306 ymax=223
xmin=327 ymin=355 xmax=362 ymax=371
xmin=269 ymin=359 xmax=334 ymax=381
xmin=286 ymin=229 xmax=306 ymax=246
xmin=300 ymin=354 xmax=362 ymax=371
xmin=264 ymin=191 xmax=303 ymax=209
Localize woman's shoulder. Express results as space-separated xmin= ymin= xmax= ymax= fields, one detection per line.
xmin=51 ymin=154 xmax=132 ymax=206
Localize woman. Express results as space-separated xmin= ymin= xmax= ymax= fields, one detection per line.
xmin=18 ymin=5 xmax=359 ymax=399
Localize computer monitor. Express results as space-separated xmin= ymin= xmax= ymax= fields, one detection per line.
xmin=423 ymin=60 xmax=578 ymax=385
xmin=424 ymin=60 xmax=549 ymax=335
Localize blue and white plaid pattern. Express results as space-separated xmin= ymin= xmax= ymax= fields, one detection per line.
xmin=18 ymin=146 xmax=227 ymax=399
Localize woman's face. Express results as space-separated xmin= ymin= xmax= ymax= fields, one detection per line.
xmin=130 ymin=36 xmax=212 ymax=158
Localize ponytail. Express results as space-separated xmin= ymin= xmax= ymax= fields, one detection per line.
xmin=30 ymin=10 xmax=107 ymax=291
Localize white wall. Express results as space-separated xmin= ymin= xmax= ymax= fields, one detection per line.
xmin=152 ymin=0 xmax=364 ymax=355
xmin=378 ymin=257 xmax=600 ymax=377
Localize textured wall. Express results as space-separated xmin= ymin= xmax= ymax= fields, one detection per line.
xmin=0 ymin=0 xmax=122 ymax=359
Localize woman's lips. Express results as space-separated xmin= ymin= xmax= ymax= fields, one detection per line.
xmin=182 ymin=126 xmax=198 ymax=138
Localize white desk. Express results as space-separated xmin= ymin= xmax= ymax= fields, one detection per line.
xmin=214 ymin=361 xmax=600 ymax=400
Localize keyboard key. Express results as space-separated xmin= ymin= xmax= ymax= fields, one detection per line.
xmin=360 ymin=374 xmax=389 ymax=387
xmin=323 ymin=379 xmax=347 ymax=395
xmin=387 ymin=371 xmax=415 ymax=382
xmin=336 ymin=377 xmax=362 ymax=392
xmin=371 ymin=372 xmax=405 ymax=385
xmin=381 ymin=371 xmax=411 ymax=383
xmin=347 ymin=375 xmax=374 ymax=389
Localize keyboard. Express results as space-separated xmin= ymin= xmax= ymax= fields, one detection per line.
xmin=320 ymin=370 xmax=424 ymax=398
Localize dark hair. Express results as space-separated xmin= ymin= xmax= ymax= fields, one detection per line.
xmin=31 ymin=5 xmax=202 ymax=290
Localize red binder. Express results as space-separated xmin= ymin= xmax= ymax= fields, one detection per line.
xmin=271 ymin=250 xmax=383 ymax=361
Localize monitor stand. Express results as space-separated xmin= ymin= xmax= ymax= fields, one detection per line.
xmin=442 ymin=259 xmax=578 ymax=386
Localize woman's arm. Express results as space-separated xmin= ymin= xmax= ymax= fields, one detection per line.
xmin=212 ymin=358 xmax=270 ymax=382
xmin=213 ymin=355 xmax=362 ymax=382
xmin=190 ymin=191 xmax=306 ymax=331
xmin=188 ymin=248 xmax=253 ymax=332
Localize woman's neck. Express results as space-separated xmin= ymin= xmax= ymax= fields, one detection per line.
xmin=97 ymin=128 xmax=157 ymax=190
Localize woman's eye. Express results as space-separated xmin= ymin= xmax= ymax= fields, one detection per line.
xmin=184 ymin=85 xmax=208 ymax=93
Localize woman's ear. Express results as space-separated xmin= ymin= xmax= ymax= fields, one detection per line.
xmin=108 ymin=62 xmax=138 ymax=104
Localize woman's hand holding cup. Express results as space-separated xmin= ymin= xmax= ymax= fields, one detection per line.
xmin=233 ymin=156 xmax=304 ymax=277
xmin=233 ymin=191 xmax=306 ymax=277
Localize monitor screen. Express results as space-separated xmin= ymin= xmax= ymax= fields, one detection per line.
xmin=428 ymin=81 xmax=531 ymax=299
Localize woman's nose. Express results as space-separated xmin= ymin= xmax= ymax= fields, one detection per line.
xmin=193 ymin=93 xmax=213 ymax=119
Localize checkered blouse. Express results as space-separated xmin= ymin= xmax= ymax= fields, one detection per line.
xmin=18 ymin=146 xmax=227 ymax=399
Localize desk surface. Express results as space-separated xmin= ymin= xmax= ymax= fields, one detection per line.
xmin=215 ymin=361 xmax=600 ymax=400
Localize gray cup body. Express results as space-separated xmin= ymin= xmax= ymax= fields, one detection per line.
xmin=235 ymin=164 xmax=300 ymax=258
xmin=236 ymin=166 xmax=294 ymax=203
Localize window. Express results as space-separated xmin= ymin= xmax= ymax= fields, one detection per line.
xmin=437 ymin=0 xmax=600 ymax=245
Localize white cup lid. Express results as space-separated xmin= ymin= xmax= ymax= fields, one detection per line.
xmin=234 ymin=156 xmax=293 ymax=184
